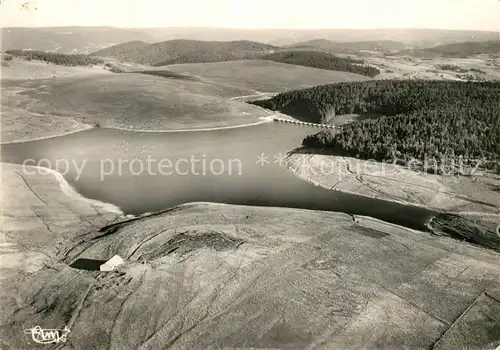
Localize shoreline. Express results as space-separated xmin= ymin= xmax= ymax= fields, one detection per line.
xmin=284 ymin=154 xmax=435 ymax=212
xmin=284 ymin=152 xmax=499 ymax=237
xmin=0 ymin=117 xmax=274 ymax=145
xmin=0 ymin=124 xmax=94 ymax=145
xmin=284 ymin=153 xmax=499 ymax=213
xmin=1 ymin=161 xmax=123 ymax=216
xmin=107 ymin=116 xmax=273 ymax=133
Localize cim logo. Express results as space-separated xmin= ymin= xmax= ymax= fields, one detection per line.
xmin=24 ymin=326 xmax=70 ymax=344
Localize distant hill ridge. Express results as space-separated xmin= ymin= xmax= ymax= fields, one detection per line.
xmin=3 ymin=26 xmax=498 ymax=53
xmin=1 ymin=27 xmax=154 ymax=53
xmin=288 ymin=38 xmax=500 ymax=57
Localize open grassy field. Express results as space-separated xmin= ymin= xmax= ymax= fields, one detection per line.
xmin=166 ymin=59 xmax=372 ymax=92
xmin=1 ymin=57 xmax=110 ymax=142
xmin=404 ymin=40 xmax=500 ymax=58
xmin=0 ymin=55 xmax=113 ymax=80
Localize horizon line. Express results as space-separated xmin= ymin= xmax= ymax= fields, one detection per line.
xmin=2 ymin=25 xmax=499 ymax=33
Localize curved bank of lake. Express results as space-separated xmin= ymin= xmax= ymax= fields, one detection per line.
xmin=1 ymin=122 xmax=437 ymax=230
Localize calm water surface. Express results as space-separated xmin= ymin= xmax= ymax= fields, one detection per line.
xmin=2 ymin=123 xmax=436 ymax=230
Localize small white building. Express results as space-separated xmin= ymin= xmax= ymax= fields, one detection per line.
xmin=100 ymin=255 xmax=124 ymax=272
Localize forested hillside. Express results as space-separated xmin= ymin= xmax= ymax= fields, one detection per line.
xmin=260 ymin=51 xmax=380 ymax=77
xmin=5 ymin=50 xmax=104 ymax=66
xmin=251 ymin=80 xmax=500 ymax=171
xmin=92 ymin=39 xmax=278 ymax=66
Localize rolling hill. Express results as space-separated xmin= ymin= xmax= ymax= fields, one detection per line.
xmin=5 ymin=27 xmax=498 ymax=54
xmin=92 ymin=39 xmax=278 ymax=66
xmin=4 ymin=197 xmax=500 ymax=349
xmin=2 ymin=71 xmax=267 ymax=132
xmin=1 ymin=55 xmax=371 ymax=142
xmin=1 ymin=27 xmax=154 ymax=53
xmin=93 ymin=41 xmax=381 ymax=76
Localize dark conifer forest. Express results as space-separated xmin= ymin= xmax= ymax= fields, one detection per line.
xmin=5 ymin=50 xmax=104 ymax=66
xmin=259 ymin=51 xmax=380 ymax=77
xmin=250 ymin=80 xmax=500 ymax=171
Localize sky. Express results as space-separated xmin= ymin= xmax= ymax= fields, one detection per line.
xmin=1 ymin=0 xmax=499 ymax=31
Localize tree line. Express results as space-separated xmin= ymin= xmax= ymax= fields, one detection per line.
xmin=259 ymin=51 xmax=380 ymax=77
xmin=5 ymin=50 xmax=104 ymax=66
xmin=250 ymin=80 xmax=500 ymax=171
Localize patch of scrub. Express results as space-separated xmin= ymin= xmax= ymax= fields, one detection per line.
xmin=427 ymin=213 xmax=500 ymax=253
xmin=137 ymin=231 xmax=245 ymax=261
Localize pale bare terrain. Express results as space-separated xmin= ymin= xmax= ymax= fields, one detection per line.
xmin=166 ymin=59 xmax=372 ymax=92
xmin=356 ymin=53 xmax=500 ymax=81
xmin=285 ymin=153 xmax=500 ymax=228
xmin=1 ymin=162 xmax=499 ymax=349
